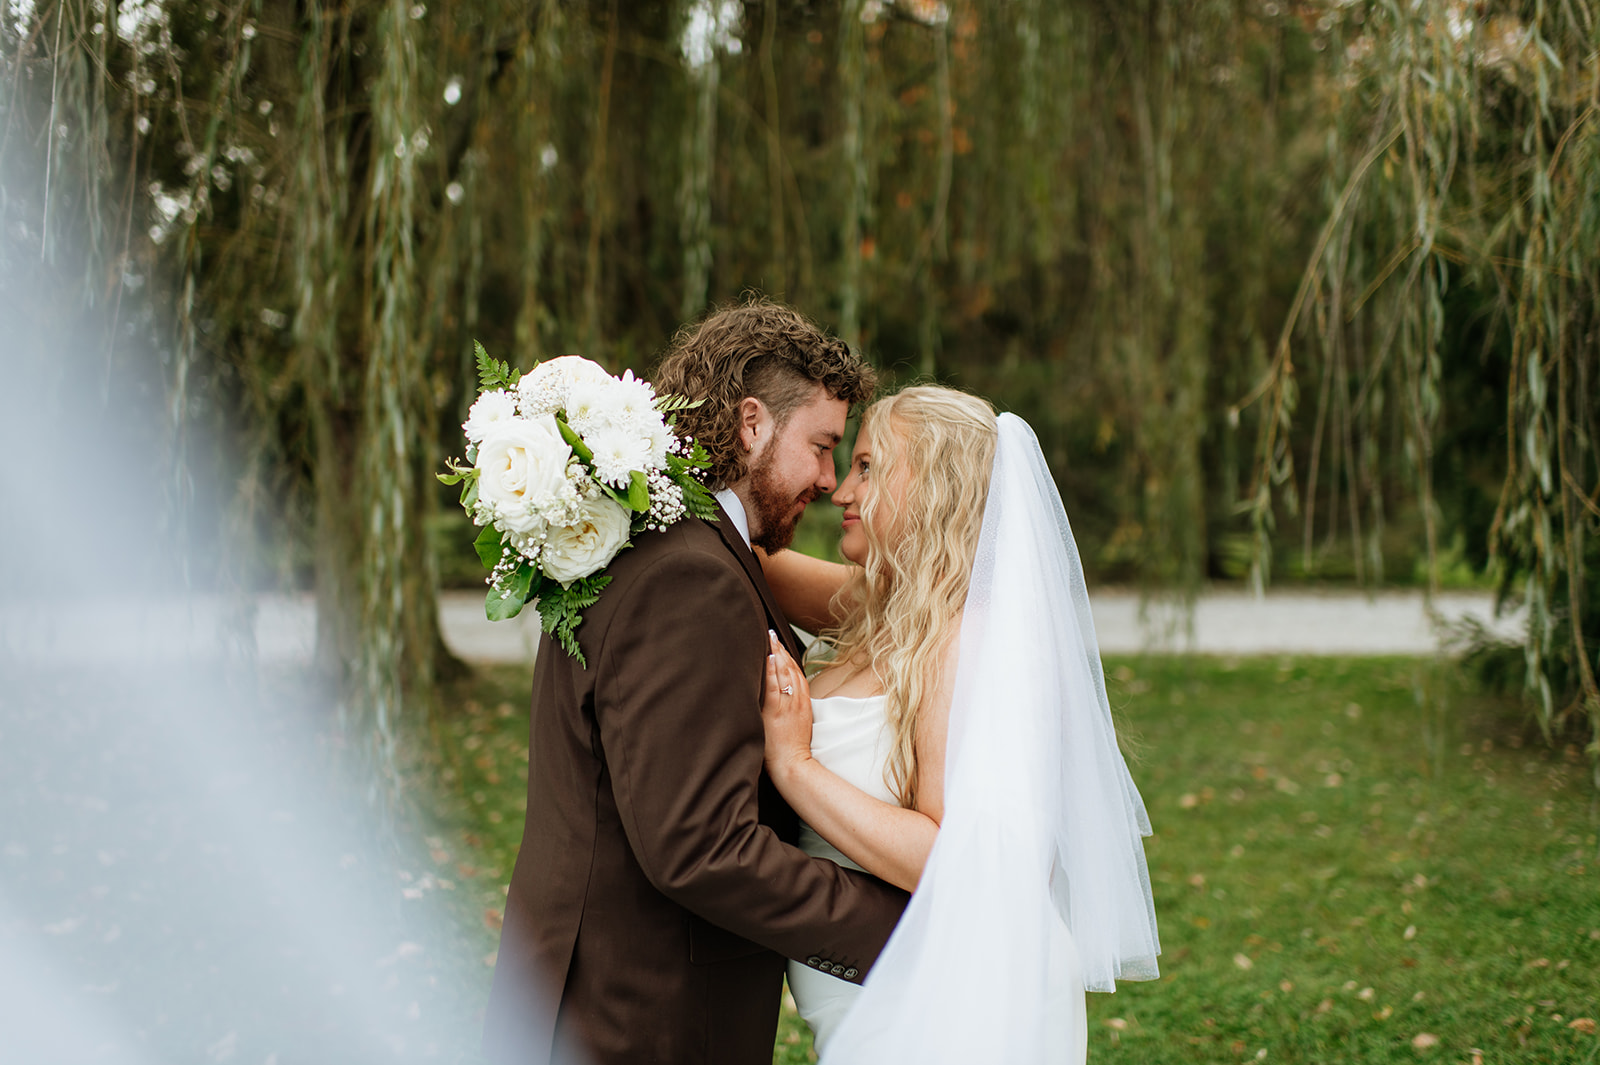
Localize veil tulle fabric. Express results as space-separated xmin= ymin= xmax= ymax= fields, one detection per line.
xmin=822 ymin=413 xmax=1160 ymax=1064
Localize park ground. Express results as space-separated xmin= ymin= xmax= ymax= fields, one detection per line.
xmin=412 ymin=654 xmax=1600 ymax=1065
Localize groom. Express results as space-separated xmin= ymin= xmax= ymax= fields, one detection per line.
xmin=482 ymin=300 xmax=908 ymax=1065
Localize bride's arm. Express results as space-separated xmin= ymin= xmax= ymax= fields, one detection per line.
xmin=756 ymin=547 xmax=855 ymax=634
xmin=761 ymin=633 xmax=952 ymax=893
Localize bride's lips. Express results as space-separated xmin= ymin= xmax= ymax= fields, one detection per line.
xmin=841 ymin=513 xmax=860 ymax=528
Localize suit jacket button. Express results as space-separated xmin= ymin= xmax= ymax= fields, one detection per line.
xmin=844 ymin=967 xmax=858 ymax=979
xmin=806 ymin=956 xmax=821 ymax=968
xmin=831 ymin=964 xmax=845 ymax=975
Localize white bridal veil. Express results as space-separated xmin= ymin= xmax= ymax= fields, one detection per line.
xmin=823 ymin=413 xmax=1160 ymax=1064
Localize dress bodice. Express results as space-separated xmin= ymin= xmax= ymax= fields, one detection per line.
xmin=788 ymin=692 xmax=894 ymax=1047
xmin=810 ymin=693 xmax=896 ymax=793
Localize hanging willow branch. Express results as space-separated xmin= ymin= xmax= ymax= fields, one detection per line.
xmin=1242 ymin=0 xmax=1600 ymax=777
xmin=22 ymin=0 xmax=1594 ymax=789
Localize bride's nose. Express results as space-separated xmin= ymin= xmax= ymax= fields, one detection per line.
xmin=832 ymin=477 xmax=853 ymax=507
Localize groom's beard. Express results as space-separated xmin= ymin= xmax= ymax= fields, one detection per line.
xmin=748 ymin=452 xmax=818 ymax=554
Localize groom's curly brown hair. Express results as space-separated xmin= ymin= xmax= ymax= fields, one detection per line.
xmin=652 ymin=297 xmax=877 ymax=487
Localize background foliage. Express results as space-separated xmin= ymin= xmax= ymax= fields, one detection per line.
xmin=3 ymin=0 xmax=1595 ymax=773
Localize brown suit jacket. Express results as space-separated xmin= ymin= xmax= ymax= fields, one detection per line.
xmin=482 ymin=505 xmax=908 ymax=1065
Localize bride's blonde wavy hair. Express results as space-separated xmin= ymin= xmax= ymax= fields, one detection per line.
xmin=814 ymin=385 xmax=998 ymax=811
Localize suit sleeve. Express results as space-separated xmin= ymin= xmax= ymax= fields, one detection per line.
xmin=593 ymin=549 xmax=907 ymax=980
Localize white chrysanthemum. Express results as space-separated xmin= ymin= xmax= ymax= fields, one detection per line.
xmin=462 ymin=389 xmax=519 ymax=443
xmin=610 ymin=370 xmax=659 ymax=425
xmin=587 ymin=424 xmax=653 ymax=488
xmin=645 ymin=420 xmax=675 ymax=468
xmin=563 ymin=377 xmax=622 ymax=436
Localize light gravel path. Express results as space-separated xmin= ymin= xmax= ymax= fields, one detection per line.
xmin=284 ymin=587 xmax=1526 ymax=664
xmin=0 ymin=588 xmax=1522 ymax=667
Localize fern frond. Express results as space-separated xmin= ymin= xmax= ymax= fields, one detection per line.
xmin=475 ymin=340 xmax=520 ymax=392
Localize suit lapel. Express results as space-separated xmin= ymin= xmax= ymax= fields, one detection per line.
xmin=710 ymin=501 xmax=806 ymax=663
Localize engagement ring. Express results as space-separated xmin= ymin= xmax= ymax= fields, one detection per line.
xmin=780 ymin=685 xmax=794 ymax=695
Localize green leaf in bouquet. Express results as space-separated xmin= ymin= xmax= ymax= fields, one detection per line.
xmin=533 ymin=575 xmax=612 ymax=668
xmin=678 ymin=474 xmax=720 ymax=521
xmin=475 ymin=340 xmax=520 ymax=392
xmin=535 ymin=580 xmax=566 ymax=631
xmin=461 ymin=478 xmax=478 ymax=509
xmin=653 ymin=393 xmax=705 ymax=414
xmin=438 ymin=455 xmax=475 ymax=487
xmin=567 ymin=574 xmax=611 ymax=610
xmin=474 ymin=523 xmax=506 ymax=568
xmin=486 ymin=562 xmax=535 ymax=621
xmin=556 ymin=417 xmax=594 ymax=463
xmin=626 ymin=469 xmax=650 ymax=512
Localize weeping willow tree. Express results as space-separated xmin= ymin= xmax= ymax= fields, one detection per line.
xmin=1239 ymin=0 xmax=1600 ymax=774
xmin=6 ymin=0 xmax=1593 ymax=781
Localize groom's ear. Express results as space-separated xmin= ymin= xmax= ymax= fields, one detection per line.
xmin=738 ymin=396 xmax=769 ymax=455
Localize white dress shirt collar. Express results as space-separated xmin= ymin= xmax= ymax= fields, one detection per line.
xmin=712 ymin=487 xmax=752 ymax=551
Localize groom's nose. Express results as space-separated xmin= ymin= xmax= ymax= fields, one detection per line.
xmin=815 ymin=453 xmax=837 ymax=492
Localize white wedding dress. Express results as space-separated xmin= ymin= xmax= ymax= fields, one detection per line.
xmin=786 ymin=692 xmax=899 ymax=1050
xmin=788 ymin=691 xmax=1088 ymax=1056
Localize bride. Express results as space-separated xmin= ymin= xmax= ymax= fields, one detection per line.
xmin=758 ymin=385 xmax=1161 ymax=1062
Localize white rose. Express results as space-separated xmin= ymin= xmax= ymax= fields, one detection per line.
xmin=516 ymin=355 xmax=612 ymax=415
xmin=462 ymin=388 xmax=519 ymax=443
xmin=542 ymin=495 xmax=632 ymax=583
xmin=475 ymin=415 xmax=571 ymax=534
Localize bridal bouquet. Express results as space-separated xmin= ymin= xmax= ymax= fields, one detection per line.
xmin=439 ymin=345 xmax=718 ymax=666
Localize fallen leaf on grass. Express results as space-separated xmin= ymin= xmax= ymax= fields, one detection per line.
xmin=1233 ymin=953 xmax=1254 ymax=970
xmin=1570 ymin=1018 xmax=1597 ymax=1035
xmin=1315 ymin=999 xmax=1333 ymax=1014
xmin=1104 ymin=1018 xmax=1128 ymax=1031
xmin=1411 ymin=1033 xmax=1439 ymax=1050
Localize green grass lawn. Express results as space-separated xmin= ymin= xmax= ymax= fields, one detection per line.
xmin=414 ymin=656 xmax=1600 ymax=1064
